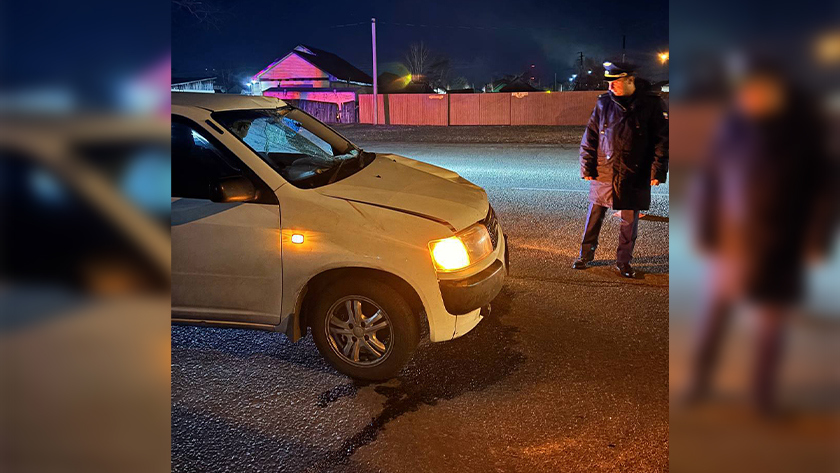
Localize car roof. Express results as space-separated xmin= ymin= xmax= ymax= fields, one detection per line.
xmin=172 ymin=92 xmax=288 ymax=112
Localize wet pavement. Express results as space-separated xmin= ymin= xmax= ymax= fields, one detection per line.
xmin=172 ymin=143 xmax=669 ymax=472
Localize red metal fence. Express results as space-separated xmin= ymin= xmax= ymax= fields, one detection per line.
xmin=359 ymin=91 xmax=602 ymax=126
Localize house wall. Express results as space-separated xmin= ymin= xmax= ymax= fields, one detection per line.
xmin=256 ymin=80 xmax=280 ymax=93
xmin=258 ymin=53 xmax=328 ymax=81
xmin=263 ymin=90 xmax=356 ymax=104
xmin=275 ymin=80 xmax=331 ymax=88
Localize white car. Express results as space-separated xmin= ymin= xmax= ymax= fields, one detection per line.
xmin=171 ymin=93 xmax=508 ymax=380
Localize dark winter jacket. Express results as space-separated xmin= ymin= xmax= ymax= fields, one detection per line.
xmin=693 ymin=94 xmax=836 ymax=301
xmin=579 ymin=79 xmax=669 ymax=210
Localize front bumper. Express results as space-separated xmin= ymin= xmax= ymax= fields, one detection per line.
xmin=439 ymin=258 xmax=506 ymax=315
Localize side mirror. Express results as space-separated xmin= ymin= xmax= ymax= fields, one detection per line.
xmin=210 ymin=176 xmax=256 ymax=203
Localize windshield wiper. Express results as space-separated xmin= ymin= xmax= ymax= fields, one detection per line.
xmin=326 ymin=149 xmax=362 ymax=184
xmin=359 ymin=149 xmax=375 ymax=164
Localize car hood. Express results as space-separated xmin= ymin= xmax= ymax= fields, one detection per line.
xmin=316 ymin=154 xmax=488 ymax=231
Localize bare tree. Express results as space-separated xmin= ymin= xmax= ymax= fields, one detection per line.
xmin=402 ymin=42 xmax=451 ymax=90
xmin=448 ymin=76 xmax=471 ymax=90
xmin=172 ymin=0 xmax=222 ymax=29
xmin=404 ymin=42 xmax=430 ymax=78
xmin=215 ymin=68 xmax=238 ymax=93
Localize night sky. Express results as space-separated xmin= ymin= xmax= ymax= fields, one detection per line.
xmin=172 ymin=0 xmax=668 ymax=87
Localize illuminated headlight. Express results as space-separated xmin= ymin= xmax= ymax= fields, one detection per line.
xmin=429 ymin=223 xmax=493 ymax=272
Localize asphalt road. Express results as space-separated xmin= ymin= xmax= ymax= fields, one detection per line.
xmin=171 ymin=143 xmax=670 ymax=473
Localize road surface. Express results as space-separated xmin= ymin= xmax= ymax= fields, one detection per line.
xmin=172 ymin=142 xmax=670 ymax=473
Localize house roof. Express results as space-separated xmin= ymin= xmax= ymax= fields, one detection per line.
xmin=498 ymin=80 xmax=541 ymax=93
xmin=292 ymin=45 xmax=372 ymax=84
xmin=288 ymin=45 xmax=372 ymax=84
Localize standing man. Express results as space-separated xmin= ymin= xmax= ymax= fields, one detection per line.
xmin=573 ymin=61 xmax=669 ymax=277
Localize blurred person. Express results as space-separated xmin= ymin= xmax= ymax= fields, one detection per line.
xmin=573 ymin=60 xmax=670 ymax=277
xmin=0 ymin=2 xmax=172 ymax=471
xmin=685 ymin=55 xmax=837 ymax=415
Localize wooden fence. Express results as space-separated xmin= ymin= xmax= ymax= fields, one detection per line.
xmin=359 ymin=91 xmax=603 ymax=126
xmin=283 ymin=99 xmax=356 ymax=124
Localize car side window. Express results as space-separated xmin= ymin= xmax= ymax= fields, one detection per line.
xmin=171 ymin=120 xmax=242 ymax=200
xmin=0 ymin=150 xmax=167 ymax=291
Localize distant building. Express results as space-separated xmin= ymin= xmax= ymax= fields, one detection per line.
xmin=251 ymin=45 xmax=373 ymax=123
xmin=376 ymin=72 xmax=436 ymax=94
xmin=446 ymin=88 xmax=475 ymax=94
xmin=171 ymin=76 xmax=216 ymax=94
xmin=484 ymin=75 xmax=541 ymax=93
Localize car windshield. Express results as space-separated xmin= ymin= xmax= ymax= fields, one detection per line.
xmin=212 ymin=108 xmax=374 ymax=189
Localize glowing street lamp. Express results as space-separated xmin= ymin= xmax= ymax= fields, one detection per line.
xmin=815 ymin=31 xmax=840 ymax=64
xmin=658 ymin=51 xmax=669 ymax=64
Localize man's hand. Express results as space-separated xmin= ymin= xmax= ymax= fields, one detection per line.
xmin=583 ymin=176 xmax=594 ymax=180
xmin=650 ymin=179 xmax=660 ymax=186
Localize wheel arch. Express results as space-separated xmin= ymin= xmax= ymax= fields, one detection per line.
xmin=290 ymin=267 xmax=428 ymax=341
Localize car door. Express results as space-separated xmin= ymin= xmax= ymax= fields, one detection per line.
xmin=170 ymin=117 xmax=283 ymax=326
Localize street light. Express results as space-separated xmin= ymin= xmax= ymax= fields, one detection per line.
xmin=815 ymin=31 xmax=840 ymax=64
xmin=658 ymin=51 xmax=669 ymax=64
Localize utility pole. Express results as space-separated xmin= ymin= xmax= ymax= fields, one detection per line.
xmin=577 ymin=52 xmax=584 ymax=91
xmin=371 ymin=18 xmax=378 ymax=126
xmin=622 ymin=35 xmax=626 ymax=62
xmin=554 ymin=72 xmax=557 ymax=92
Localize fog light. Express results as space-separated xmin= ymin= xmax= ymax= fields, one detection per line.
xmin=291 ymin=234 xmax=304 ymax=244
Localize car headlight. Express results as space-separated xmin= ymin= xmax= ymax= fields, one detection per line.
xmin=429 ymin=223 xmax=493 ymax=272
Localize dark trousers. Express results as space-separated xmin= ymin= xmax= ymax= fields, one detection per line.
xmin=579 ymin=203 xmax=640 ymax=264
xmin=689 ymin=272 xmax=788 ymax=413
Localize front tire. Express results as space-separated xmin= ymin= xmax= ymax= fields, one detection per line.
xmin=311 ymin=279 xmax=420 ymax=381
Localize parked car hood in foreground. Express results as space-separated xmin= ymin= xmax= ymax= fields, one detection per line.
xmin=316 ymin=154 xmax=488 ymax=232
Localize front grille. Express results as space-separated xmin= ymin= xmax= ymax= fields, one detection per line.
xmin=482 ymin=205 xmax=499 ymax=249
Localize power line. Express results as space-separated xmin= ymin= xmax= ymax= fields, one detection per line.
xmin=379 ymin=21 xmax=516 ymax=30
xmin=327 ymin=22 xmax=368 ymax=29
xmin=324 ymin=19 xmax=667 ymax=32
